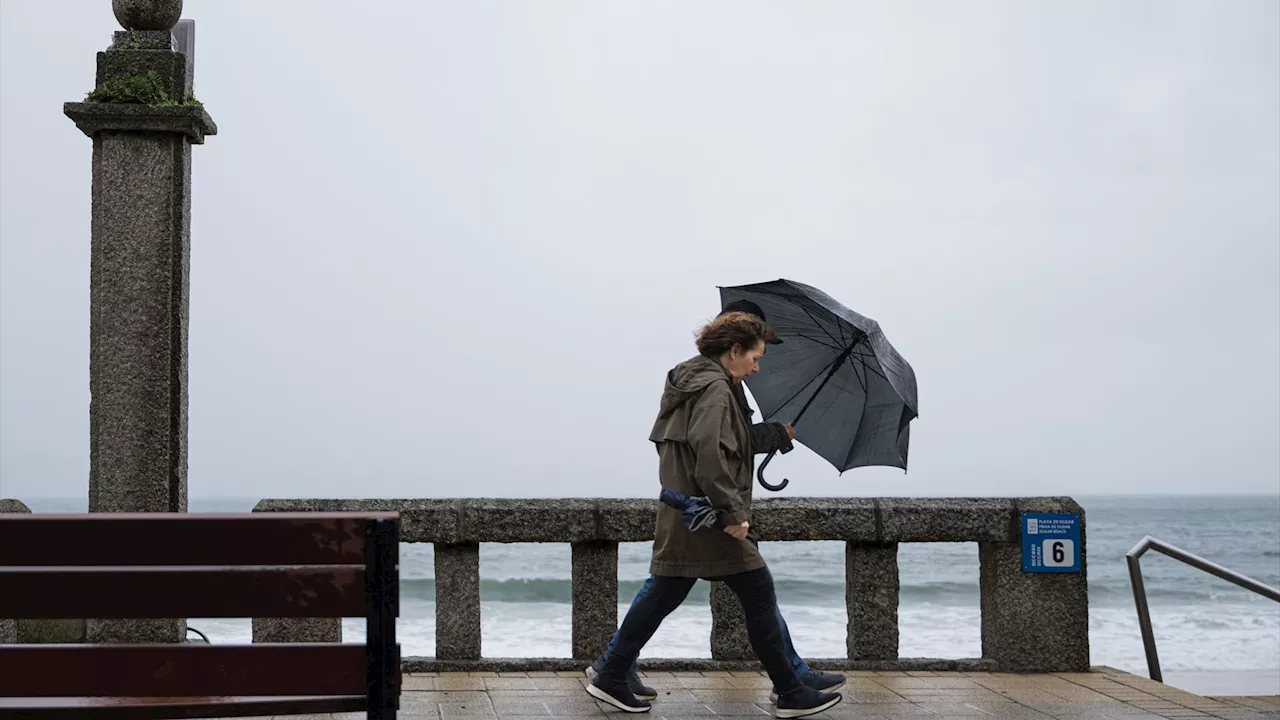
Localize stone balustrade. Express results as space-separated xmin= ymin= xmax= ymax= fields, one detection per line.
xmin=250 ymin=497 xmax=1090 ymax=673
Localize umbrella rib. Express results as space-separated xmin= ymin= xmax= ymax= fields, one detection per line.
xmin=752 ymin=288 xmax=844 ymax=348
xmin=794 ymin=333 xmax=842 ymax=351
xmin=760 ymin=348 xmax=848 ymax=423
xmin=797 ymin=304 xmax=845 ymax=348
xmin=847 ymin=351 xmax=889 ymax=384
xmin=847 ymin=352 xmax=867 ymax=393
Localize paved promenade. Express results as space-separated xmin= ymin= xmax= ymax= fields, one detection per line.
xmin=248 ymin=667 xmax=1280 ymax=720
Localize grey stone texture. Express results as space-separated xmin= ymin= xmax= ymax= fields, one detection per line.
xmin=83 ymin=126 xmax=193 ymax=522
xmin=750 ymin=497 xmax=877 ymax=540
xmin=253 ymin=497 xmax=1009 ymax=543
xmin=979 ymin=498 xmax=1090 ymax=672
xmin=846 ymin=542 xmax=899 ymax=660
xmin=878 ymin=497 xmax=1017 ymax=542
xmin=113 ymin=0 xmax=182 ymax=31
xmin=253 ymin=496 xmax=1089 ymax=672
xmin=0 ymin=499 xmax=29 ymax=643
xmin=111 ymin=30 xmax=174 ymax=50
xmin=570 ymin=540 xmax=618 ymax=660
xmin=0 ymin=499 xmax=32 ymax=513
xmin=17 ymin=619 xmax=87 ymax=643
xmin=65 ymin=26 xmax=214 ymax=646
xmin=65 ymin=104 xmax=215 ymax=145
xmin=709 ymin=582 xmax=751 ymax=660
xmin=252 ymin=617 xmax=341 ymax=643
xmin=87 ymin=618 xmax=186 ymax=644
xmin=435 ymin=542 xmax=482 ymax=660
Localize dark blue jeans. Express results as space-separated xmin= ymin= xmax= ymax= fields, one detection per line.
xmin=603 ymin=570 xmax=810 ymax=690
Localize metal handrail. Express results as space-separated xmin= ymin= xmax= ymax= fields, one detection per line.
xmin=1126 ymin=535 xmax=1280 ymax=682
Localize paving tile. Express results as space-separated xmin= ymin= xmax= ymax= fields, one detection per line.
xmin=439 ymin=701 xmax=498 ymax=719
xmin=678 ymin=676 xmax=738 ymax=688
xmin=490 ymin=700 xmax=551 ymax=716
xmin=496 ymin=712 xmax=601 ymax=717
xmin=847 ymin=690 xmax=911 ymax=704
xmin=701 ymin=702 xmax=771 ymax=715
xmin=690 ymin=689 xmax=773 ymax=703
xmin=542 ymin=699 xmax=612 ymax=715
xmin=437 ymin=677 xmax=491 ymax=691
xmin=487 ymin=679 xmax=544 ymax=691
xmin=249 ymin=667 xmax=1276 ymax=720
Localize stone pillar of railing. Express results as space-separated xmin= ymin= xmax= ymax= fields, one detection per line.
xmin=0 ymin=500 xmax=32 ymax=643
xmin=0 ymin=500 xmax=88 ymax=644
xmin=252 ymin=617 xmax=341 ymax=644
xmin=571 ymin=541 xmax=618 ymax=660
xmin=436 ymin=542 xmax=482 ymax=660
xmin=846 ymin=542 xmax=899 ymax=660
xmin=709 ymin=582 xmax=751 ymax=659
xmin=978 ymin=499 xmax=1090 ymax=672
xmin=62 ymin=0 xmax=216 ymax=645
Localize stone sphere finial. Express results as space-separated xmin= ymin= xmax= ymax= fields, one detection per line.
xmin=112 ymin=0 xmax=183 ymax=32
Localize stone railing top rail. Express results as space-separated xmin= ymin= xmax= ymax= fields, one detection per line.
xmin=253 ymin=497 xmax=1083 ymax=544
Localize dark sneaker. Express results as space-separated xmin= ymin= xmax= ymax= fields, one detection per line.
xmin=585 ymin=658 xmax=658 ymax=701
xmin=769 ymin=669 xmax=846 ymax=702
xmin=774 ymin=687 xmax=842 ymax=719
xmin=587 ymin=675 xmax=652 ymax=713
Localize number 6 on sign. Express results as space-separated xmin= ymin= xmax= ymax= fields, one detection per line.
xmin=1042 ymin=539 xmax=1074 ymax=567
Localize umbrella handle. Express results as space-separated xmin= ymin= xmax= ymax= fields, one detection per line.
xmin=756 ymin=450 xmax=789 ymax=492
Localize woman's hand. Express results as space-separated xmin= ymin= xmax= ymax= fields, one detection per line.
xmin=723 ymin=521 xmax=750 ymax=541
xmin=783 ymin=424 xmax=796 ymax=439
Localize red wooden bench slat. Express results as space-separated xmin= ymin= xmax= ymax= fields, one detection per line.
xmin=0 ymin=643 xmax=391 ymax=697
xmin=0 ymin=694 xmax=366 ymax=719
xmin=0 ymin=565 xmax=368 ymax=619
xmin=0 ymin=512 xmax=395 ymax=566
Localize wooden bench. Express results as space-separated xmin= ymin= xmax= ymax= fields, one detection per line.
xmin=0 ymin=511 xmax=401 ymax=719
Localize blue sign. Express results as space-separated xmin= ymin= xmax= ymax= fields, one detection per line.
xmin=1021 ymin=513 xmax=1082 ymax=573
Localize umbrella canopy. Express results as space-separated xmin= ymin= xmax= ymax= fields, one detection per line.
xmin=720 ymin=279 xmax=918 ymax=490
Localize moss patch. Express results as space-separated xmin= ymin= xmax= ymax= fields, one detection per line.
xmin=86 ymin=71 xmax=201 ymax=107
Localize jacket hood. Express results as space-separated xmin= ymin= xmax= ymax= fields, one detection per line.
xmin=659 ymin=355 xmax=731 ymax=416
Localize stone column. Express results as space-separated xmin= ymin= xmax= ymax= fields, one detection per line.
xmin=63 ymin=0 xmax=215 ymax=644
xmin=845 ymin=542 xmax=899 ymax=660
xmin=0 ymin=500 xmax=32 ymax=643
xmin=435 ymin=543 xmax=481 ymax=660
xmin=571 ymin=541 xmax=618 ymax=660
xmin=709 ymin=582 xmax=751 ymax=660
xmin=979 ymin=499 xmax=1090 ymax=672
xmin=252 ymin=617 xmax=341 ymax=644
xmin=979 ymin=541 xmax=1090 ymax=672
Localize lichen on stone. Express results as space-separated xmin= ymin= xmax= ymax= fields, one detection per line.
xmin=85 ymin=71 xmax=200 ymax=107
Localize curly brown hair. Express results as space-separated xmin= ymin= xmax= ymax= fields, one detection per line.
xmin=696 ymin=311 xmax=776 ymax=358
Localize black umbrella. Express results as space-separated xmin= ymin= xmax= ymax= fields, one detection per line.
xmin=720 ymin=279 xmax=919 ymax=491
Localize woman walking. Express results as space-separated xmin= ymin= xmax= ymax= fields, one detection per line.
xmin=586 ymin=312 xmax=843 ymax=719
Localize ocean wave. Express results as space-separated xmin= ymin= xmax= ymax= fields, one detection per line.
xmin=399 ymin=578 xmax=990 ymax=606
xmin=186 ymin=603 xmax=1280 ymax=673
xmin=396 ymin=576 xmax=1275 ymax=608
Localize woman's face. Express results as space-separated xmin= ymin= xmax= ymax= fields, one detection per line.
xmin=723 ymin=340 xmax=766 ymax=383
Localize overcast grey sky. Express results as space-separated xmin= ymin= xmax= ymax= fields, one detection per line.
xmin=1 ymin=1 xmax=1277 ymax=500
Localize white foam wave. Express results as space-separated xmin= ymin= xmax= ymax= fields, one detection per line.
xmin=188 ymin=601 xmax=1279 ymax=674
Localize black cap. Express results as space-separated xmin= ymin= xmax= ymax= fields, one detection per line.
xmin=720 ymin=299 xmax=783 ymax=344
